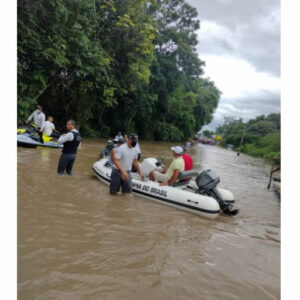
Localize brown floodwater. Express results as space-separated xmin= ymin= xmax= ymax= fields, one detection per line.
xmin=18 ymin=140 xmax=280 ymax=300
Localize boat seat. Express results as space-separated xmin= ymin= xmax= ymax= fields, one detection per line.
xmin=172 ymin=170 xmax=199 ymax=187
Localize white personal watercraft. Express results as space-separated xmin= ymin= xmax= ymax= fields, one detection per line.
xmin=92 ymin=157 xmax=239 ymax=219
xmin=17 ymin=124 xmax=63 ymax=149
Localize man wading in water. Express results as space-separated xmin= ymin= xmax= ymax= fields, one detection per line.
xmin=110 ymin=133 xmax=144 ymax=194
xmin=57 ymin=119 xmax=81 ymax=176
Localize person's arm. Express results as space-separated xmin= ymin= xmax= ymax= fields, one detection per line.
xmin=39 ymin=114 xmax=46 ymax=132
xmin=111 ymin=148 xmax=116 ymax=161
xmin=133 ymin=158 xmax=145 ymax=181
xmin=58 ymin=132 xmax=73 ymax=144
xmin=26 ymin=112 xmax=34 ymax=123
xmin=113 ymin=147 xmax=128 ymax=180
xmin=114 ymin=158 xmax=129 ymax=181
xmin=52 ymin=124 xmax=59 ymax=133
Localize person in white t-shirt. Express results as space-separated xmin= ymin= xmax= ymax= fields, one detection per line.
xmin=43 ymin=116 xmax=60 ymax=138
xmin=26 ymin=105 xmax=46 ymax=130
xmin=25 ymin=105 xmax=46 ymax=142
xmin=124 ymin=133 xmax=141 ymax=160
xmin=110 ymin=133 xmax=144 ymax=194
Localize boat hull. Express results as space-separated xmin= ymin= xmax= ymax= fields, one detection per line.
xmin=92 ymin=158 xmax=221 ymax=219
xmin=17 ymin=134 xmax=63 ymax=149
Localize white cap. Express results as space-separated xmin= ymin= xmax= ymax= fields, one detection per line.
xmin=171 ymin=146 xmax=183 ymax=155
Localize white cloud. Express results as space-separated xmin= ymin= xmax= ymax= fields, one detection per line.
xmin=202 ymin=54 xmax=280 ymax=99
xmin=184 ymin=0 xmax=281 ymax=130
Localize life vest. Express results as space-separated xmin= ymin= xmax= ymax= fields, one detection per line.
xmin=62 ymin=131 xmax=81 ymax=154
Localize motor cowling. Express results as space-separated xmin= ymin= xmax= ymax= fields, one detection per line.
xmin=196 ymin=169 xmax=239 ymax=216
xmin=196 ymin=169 xmax=220 ymax=192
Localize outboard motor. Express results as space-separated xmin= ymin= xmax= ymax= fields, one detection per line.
xmin=196 ymin=169 xmax=239 ymax=216
xmin=155 ymin=157 xmax=166 ymax=169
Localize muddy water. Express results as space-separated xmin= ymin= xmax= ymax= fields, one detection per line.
xmin=18 ymin=140 xmax=280 ymax=300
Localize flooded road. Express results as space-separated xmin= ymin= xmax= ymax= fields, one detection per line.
xmin=18 ymin=140 xmax=280 ymax=300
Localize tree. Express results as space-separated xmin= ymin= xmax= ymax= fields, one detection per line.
xmin=18 ymin=0 xmax=221 ymax=141
xmin=216 ymin=113 xmax=281 ymax=159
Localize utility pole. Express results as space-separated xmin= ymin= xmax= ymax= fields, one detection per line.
xmin=237 ymin=125 xmax=246 ymax=156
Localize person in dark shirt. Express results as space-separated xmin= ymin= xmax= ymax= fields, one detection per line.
xmin=182 ymin=146 xmax=193 ymax=171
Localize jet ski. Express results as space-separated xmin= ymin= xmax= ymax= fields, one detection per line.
xmin=17 ymin=124 xmax=63 ymax=149
xmin=92 ymin=157 xmax=239 ymax=219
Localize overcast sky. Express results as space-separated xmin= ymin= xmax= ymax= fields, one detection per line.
xmin=186 ymin=0 xmax=280 ymax=131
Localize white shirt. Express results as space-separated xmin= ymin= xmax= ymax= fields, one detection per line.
xmin=135 ymin=142 xmax=141 ymax=154
xmin=114 ymin=143 xmax=138 ymax=171
xmin=43 ymin=121 xmax=55 ymax=136
xmin=58 ymin=129 xmax=79 ymax=144
xmin=28 ymin=110 xmax=46 ymax=129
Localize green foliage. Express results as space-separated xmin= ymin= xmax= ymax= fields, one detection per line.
xmin=154 ymin=121 xmax=184 ymax=142
xmin=216 ymin=113 xmax=281 ymax=159
xmin=18 ymin=0 xmax=220 ymax=140
xmin=202 ymin=130 xmax=214 ymax=138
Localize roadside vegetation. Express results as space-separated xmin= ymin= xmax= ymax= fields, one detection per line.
xmin=18 ymin=0 xmax=220 ymax=141
xmin=215 ymin=113 xmax=280 ymax=159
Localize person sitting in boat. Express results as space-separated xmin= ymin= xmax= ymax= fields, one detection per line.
xmin=149 ymin=146 xmax=185 ymax=186
xmin=43 ymin=116 xmax=60 ymax=138
xmin=182 ymin=146 xmax=193 ymax=171
xmin=110 ymin=133 xmax=144 ymax=194
xmin=25 ymin=105 xmax=46 ymax=143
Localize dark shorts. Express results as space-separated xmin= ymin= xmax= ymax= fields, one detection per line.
xmin=110 ymin=168 xmax=132 ymax=194
xmin=57 ymin=153 xmax=77 ymax=175
xmin=50 ymin=132 xmax=60 ymax=138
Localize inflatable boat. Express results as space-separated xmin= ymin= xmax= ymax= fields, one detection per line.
xmin=17 ymin=124 xmax=63 ymax=149
xmin=92 ymin=157 xmax=239 ymax=219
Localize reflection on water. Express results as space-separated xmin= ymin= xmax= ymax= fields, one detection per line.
xmin=18 ymin=140 xmax=280 ymax=300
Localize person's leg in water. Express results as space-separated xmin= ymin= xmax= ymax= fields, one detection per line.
xmin=121 ymin=171 xmax=132 ymax=193
xmin=110 ymin=168 xmax=122 ymax=194
xmin=57 ymin=153 xmax=69 ymax=175
xmin=65 ymin=154 xmax=76 ymax=176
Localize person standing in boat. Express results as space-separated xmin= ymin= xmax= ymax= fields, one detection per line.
xmin=135 ymin=139 xmax=142 ymax=161
xmin=110 ymin=133 xmax=144 ymax=194
xmin=149 ymin=146 xmax=185 ymax=186
xmin=25 ymin=105 xmax=46 ymax=143
xmin=57 ymin=119 xmax=81 ymax=176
